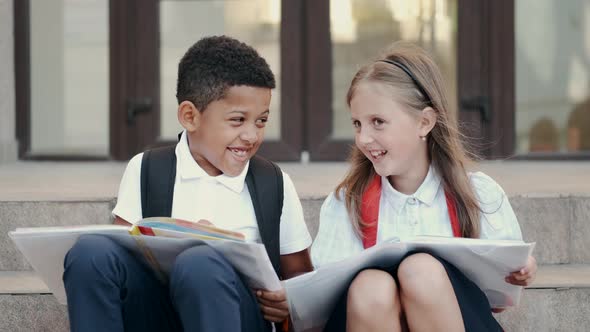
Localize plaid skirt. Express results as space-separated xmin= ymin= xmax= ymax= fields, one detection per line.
xmin=323 ymin=252 xmax=503 ymax=332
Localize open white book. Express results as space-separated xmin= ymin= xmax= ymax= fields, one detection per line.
xmin=284 ymin=237 xmax=535 ymax=332
xmin=9 ymin=219 xmax=281 ymax=305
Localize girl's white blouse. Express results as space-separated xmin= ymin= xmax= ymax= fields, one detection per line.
xmin=311 ymin=167 xmax=523 ymax=269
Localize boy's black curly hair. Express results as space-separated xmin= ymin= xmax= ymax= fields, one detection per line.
xmin=176 ymin=35 xmax=276 ymax=111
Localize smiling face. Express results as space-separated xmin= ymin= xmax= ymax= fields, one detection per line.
xmin=349 ymin=82 xmax=430 ymax=180
xmin=182 ymin=85 xmax=271 ymax=177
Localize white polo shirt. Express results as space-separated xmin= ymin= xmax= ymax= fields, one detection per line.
xmin=311 ymin=166 xmax=523 ymax=268
xmin=113 ymin=132 xmax=312 ymax=255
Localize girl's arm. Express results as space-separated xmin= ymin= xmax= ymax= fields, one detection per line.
xmin=471 ymin=172 xmax=538 ymax=311
xmin=311 ymin=192 xmax=363 ymax=269
xmin=471 ymin=173 xmax=538 ymax=286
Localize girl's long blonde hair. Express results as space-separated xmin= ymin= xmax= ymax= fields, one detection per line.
xmin=336 ymin=42 xmax=481 ymax=239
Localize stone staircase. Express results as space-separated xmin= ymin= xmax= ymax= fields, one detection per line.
xmin=1 ymin=161 xmax=589 ymax=331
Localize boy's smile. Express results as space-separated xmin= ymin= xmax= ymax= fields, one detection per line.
xmin=183 ymin=85 xmax=271 ymax=177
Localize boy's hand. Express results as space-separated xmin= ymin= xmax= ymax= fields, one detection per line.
xmin=505 ymin=255 xmax=537 ymax=286
xmin=256 ymin=288 xmax=289 ymax=323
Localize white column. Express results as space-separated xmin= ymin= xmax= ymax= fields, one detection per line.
xmin=0 ymin=0 xmax=18 ymax=163
xmin=30 ymin=0 xmax=64 ymax=154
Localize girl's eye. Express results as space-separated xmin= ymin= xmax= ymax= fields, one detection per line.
xmin=352 ymin=120 xmax=361 ymax=129
xmin=372 ymin=118 xmax=385 ymax=127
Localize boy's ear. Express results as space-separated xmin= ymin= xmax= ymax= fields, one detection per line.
xmin=177 ymin=101 xmax=201 ymax=132
xmin=418 ymin=106 xmax=437 ymax=137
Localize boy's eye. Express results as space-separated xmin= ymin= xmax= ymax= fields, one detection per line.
xmin=230 ymin=117 xmax=245 ymax=124
xmin=255 ymin=117 xmax=268 ymax=127
xmin=352 ymin=120 xmax=361 ymax=129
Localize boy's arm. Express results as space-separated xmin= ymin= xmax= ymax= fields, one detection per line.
xmin=256 ymin=172 xmax=313 ymax=324
xmin=280 ymin=248 xmax=313 ymax=279
xmin=256 ymin=248 xmax=313 ymax=323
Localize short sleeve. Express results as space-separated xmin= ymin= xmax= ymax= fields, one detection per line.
xmin=311 ymin=191 xmax=363 ymax=269
xmin=112 ymin=153 xmax=144 ymax=224
xmin=470 ymin=172 xmax=523 ymax=241
xmin=279 ymin=172 xmax=312 ymax=255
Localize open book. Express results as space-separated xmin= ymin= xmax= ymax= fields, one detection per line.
xmin=9 ymin=217 xmax=281 ymax=305
xmin=284 ymin=237 xmax=535 ymax=332
xmin=129 ymin=217 xmax=246 ymax=242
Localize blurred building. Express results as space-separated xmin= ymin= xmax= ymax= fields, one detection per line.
xmin=1 ymin=0 xmax=589 ymax=162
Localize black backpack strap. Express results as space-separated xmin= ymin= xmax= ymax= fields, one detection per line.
xmin=140 ymin=145 xmax=177 ymax=218
xmin=140 ymin=146 xmax=283 ymax=276
xmin=245 ymin=155 xmax=284 ymax=277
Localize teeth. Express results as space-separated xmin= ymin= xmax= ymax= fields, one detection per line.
xmin=370 ymin=150 xmax=387 ymax=158
xmin=229 ymin=148 xmax=248 ymax=157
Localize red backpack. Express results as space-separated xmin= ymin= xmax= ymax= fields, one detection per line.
xmin=360 ymin=174 xmax=462 ymax=248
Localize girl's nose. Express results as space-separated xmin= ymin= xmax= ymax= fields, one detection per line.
xmin=357 ymin=129 xmax=374 ymax=145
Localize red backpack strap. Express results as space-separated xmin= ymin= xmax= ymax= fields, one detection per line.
xmin=445 ymin=191 xmax=462 ymax=237
xmin=360 ymin=174 xmax=382 ymax=249
xmin=361 ymin=176 xmax=462 ymax=248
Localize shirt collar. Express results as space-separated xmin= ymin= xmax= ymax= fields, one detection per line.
xmin=176 ymin=131 xmax=248 ymax=193
xmin=382 ymin=165 xmax=442 ymax=208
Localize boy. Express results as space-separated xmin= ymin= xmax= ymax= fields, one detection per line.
xmin=63 ymin=36 xmax=313 ymax=332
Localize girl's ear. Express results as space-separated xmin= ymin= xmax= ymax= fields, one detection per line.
xmin=418 ymin=106 xmax=437 ymax=137
xmin=177 ymin=101 xmax=201 ymax=132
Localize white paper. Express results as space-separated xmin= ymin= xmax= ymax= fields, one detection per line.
xmin=9 ymin=225 xmax=281 ymax=305
xmin=285 ymin=237 xmax=535 ymax=332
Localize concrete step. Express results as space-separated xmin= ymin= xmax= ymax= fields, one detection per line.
xmin=495 ymin=264 xmax=590 ymax=330
xmin=2 ymin=195 xmax=590 ymax=271
xmin=0 ymin=294 xmax=69 ymax=332
xmin=0 ymin=200 xmax=116 ymax=271
xmin=1 ymin=265 xmax=589 ymax=331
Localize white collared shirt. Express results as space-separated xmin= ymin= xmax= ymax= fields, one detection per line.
xmin=113 ymin=132 xmax=312 ymax=255
xmin=311 ymin=166 xmax=523 ymax=268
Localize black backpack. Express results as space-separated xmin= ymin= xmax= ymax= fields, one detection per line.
xmin=140 ymin=145 xmax=284 ymax=277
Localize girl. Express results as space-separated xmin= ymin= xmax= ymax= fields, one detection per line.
xmin=311 ymin=43 xmax=537 ymax=332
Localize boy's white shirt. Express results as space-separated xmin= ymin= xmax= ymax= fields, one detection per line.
xmin=311 ymin=166 xmax=524 ymax=269
xmin=113 ymin=131 xmax=312 ymax=255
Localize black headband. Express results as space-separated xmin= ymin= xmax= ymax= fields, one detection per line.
xmin=378 ymin=59 xmax=433 ymax=107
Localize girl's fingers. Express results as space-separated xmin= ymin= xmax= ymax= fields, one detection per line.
xmin=506 ymin=256 xmax=537 ymax=286
xmin=510 ymin=271 xmax=529 ymax=281
xmin=505 ymin=275 xmax=533 ymax=286
xmin=527 ymin=256 xmax=538 ymax=273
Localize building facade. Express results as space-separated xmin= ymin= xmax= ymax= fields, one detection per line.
xmin=2 ymin=0 xmax=589 ymax=162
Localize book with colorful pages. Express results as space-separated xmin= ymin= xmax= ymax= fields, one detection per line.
xmin=131 ymin=217 xmax=246 ymax=242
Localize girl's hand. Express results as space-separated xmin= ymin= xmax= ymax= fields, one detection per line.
xmin=256 ymin=288 xmax=290 ymax=322
xmin=505 ymin=255 xmax=537 ymax=286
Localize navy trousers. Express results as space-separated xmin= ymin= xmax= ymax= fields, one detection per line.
xmin=63 ymin=234 xmax=270 ymax=332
